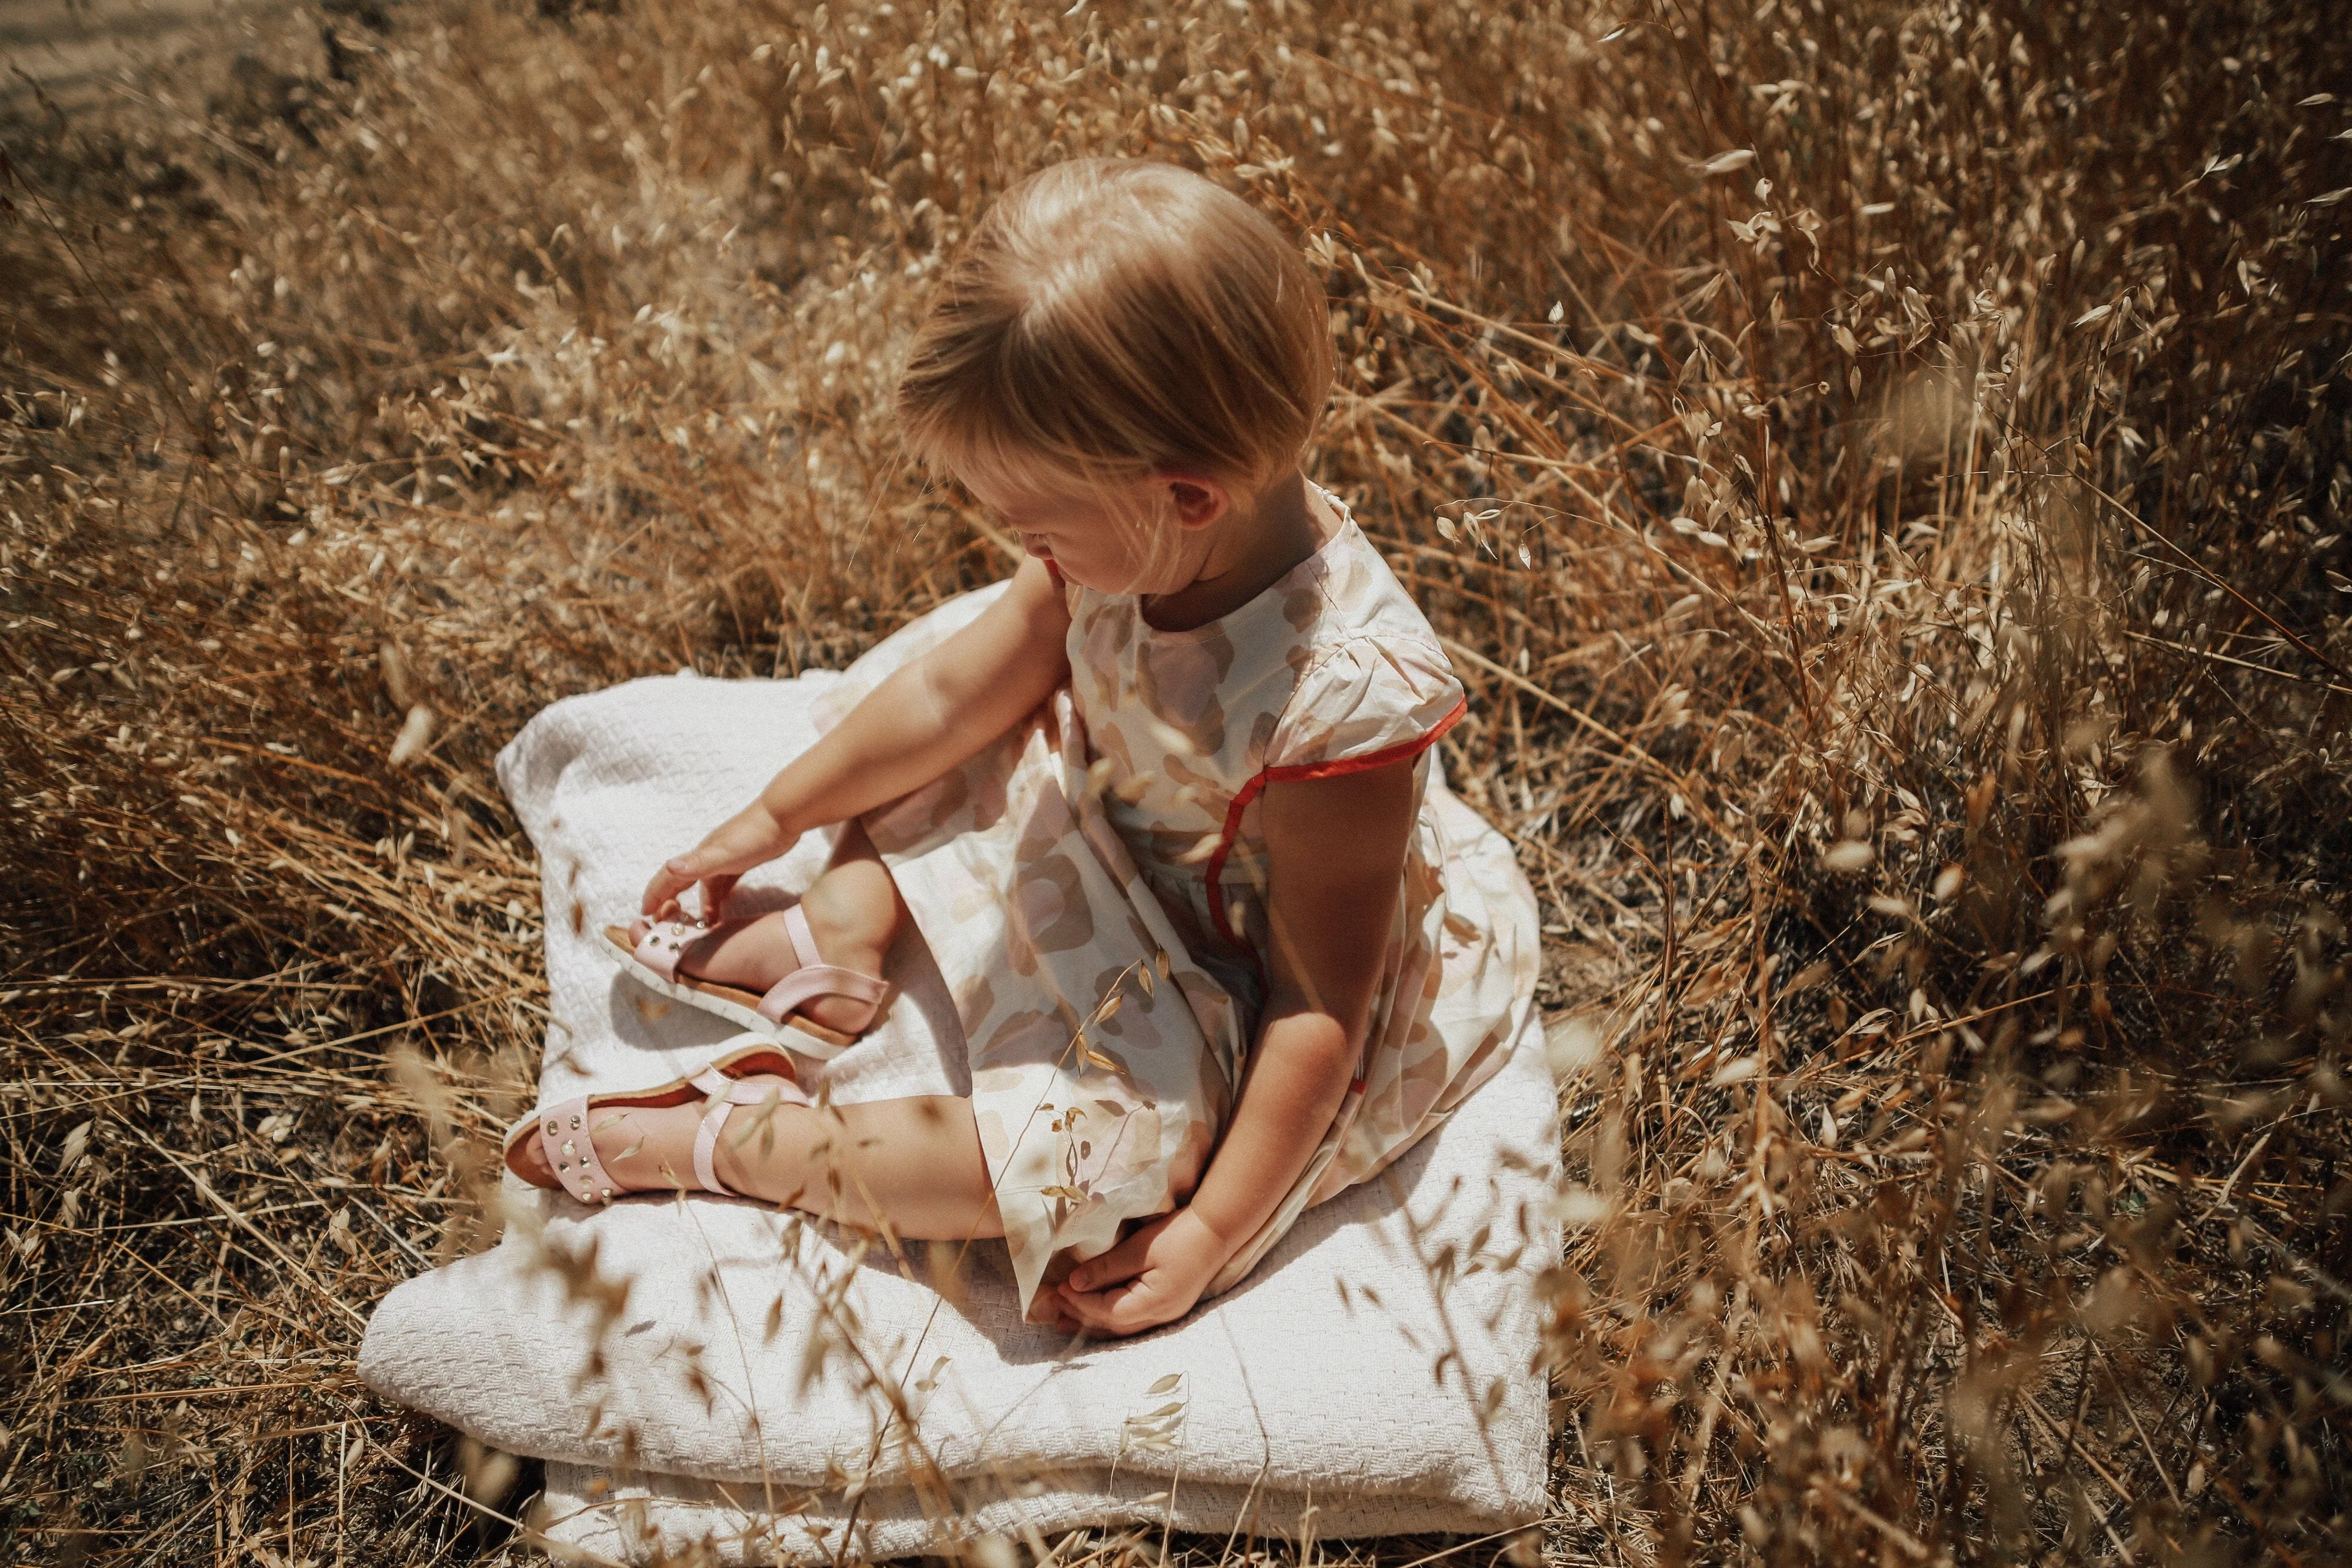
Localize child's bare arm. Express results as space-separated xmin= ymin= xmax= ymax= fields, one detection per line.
xmin=1055 ymin=758 xmax=1419 ymax=1335
xmin=645 ymin=559 xmax=1071 ymax=917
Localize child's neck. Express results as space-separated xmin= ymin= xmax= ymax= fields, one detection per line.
xmin=1141 ymin=472 xmax=1335 ymax=633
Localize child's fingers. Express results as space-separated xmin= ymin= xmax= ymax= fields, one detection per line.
xmin=642 ymin=851 xmax=722 ymax=916
xmin=1102 ymin=1291 xmax=1168 ymax=1337
xmin=1060 ymin=1276 xmax=1180 ymax=1338
xmin=640 ymin=864 xmax=691 ymax=917
xmin=1024 ymin=1292 xmax=1084 ymax=1333
xmin=640 ymin=810 xmax=787 ymax=917
xmin=697 ymin=874 xmax=740 ymax=921
xmin=1063 ymin=1220 xmax=1164 ymax=1293
xmin=1055 ymin=1277 xmax=1139 ymax=1335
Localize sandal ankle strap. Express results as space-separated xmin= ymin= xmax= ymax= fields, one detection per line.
xmin=754 ymin=905 xmax=893 ymax=1034
xmin=690 ymin=1069 xmax=812 ymax=1196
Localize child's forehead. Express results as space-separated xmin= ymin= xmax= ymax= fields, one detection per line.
xmin=950 ymin=449 xmax=1122 ymax=509
xmin=954 ymin=465 xmax=1055 ymax=510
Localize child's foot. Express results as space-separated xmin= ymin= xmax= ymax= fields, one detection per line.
xmin=629 ymin=891 xmax=894 ymax=1039
xmin=502 ymin=1044 xmax=815 ymax=1201
xmin=506 ymin=1098 xmax=713 ymax=1193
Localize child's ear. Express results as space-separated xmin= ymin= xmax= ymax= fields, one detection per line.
xmin=1161 ymin=475 xmax=1230 ymax=532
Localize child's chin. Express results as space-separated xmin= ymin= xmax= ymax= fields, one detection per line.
xmin=1061 ymin=562 xmax=1157 ymax=596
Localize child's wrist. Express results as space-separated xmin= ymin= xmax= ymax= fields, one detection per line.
xmin=1171 ymin=1201 xmax=1247 ymax=1267
xmin=739 ymin=798 xmax=801 ymax=852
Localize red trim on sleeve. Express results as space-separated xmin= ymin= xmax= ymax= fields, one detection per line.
xmin=1202 ymin=693 xmax=1469 ymax=952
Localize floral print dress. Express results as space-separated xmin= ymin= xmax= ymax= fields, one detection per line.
xmin=814 ymin=492 xmax=1539 ymax=1315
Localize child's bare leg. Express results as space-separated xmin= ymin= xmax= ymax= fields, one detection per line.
xmin=713 ymin=1095 xmax=1002 ymax=1238
xmin=538 ymin=1093 xmax=1003 ymax=1239
xmin=632 ymin=820 xmax=906 ymax=1037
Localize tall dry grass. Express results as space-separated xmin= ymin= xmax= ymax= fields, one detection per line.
xmin=2 ymin=0 xmax=2348 ymax=1562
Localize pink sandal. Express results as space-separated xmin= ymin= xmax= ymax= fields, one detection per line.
xmin=602 ymin=904 xmax=893 ymax=1058
xmin=502 ymin=1042 xmax=813 ymax=1203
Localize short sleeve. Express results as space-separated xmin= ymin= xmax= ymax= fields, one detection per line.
xmin=1266 ymin=636 xmax=1467 ymax=773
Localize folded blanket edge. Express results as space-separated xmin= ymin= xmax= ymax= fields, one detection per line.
xmin=537 ymin=1455 xmax=1546 ymax=1564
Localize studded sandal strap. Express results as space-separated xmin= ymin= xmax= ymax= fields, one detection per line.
xmin=630 ymin=918 xmax=704 ymax=984
xmin=689 ymin=1069 xmax=811 ymax=1196
xmin=538 ymin=1095 xmax=620 ymax=1205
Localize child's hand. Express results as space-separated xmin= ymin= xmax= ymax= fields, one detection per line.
xmin=1054 ymin=1208 xmax=1230 ymax=1338
xmin=640 ymin=805 xmax=792 ymax=922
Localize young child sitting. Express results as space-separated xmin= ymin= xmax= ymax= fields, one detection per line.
xmin=503 ymin=158 xmax=1538 ymax=1339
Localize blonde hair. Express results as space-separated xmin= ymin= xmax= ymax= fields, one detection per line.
xmin=896 ymin=159 xmax=1332 ymax=497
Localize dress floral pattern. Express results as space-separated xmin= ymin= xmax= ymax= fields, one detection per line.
xmin=813 ymin=492 xmax=1539 ymax=1315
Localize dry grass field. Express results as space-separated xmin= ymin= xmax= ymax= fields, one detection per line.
xmin=1 ymin=0 xmax=322 ymax=122
xmin=2 ymin=0 xmax=2348 ymax=1563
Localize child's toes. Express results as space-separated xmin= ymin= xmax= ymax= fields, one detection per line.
xmin=507 ymin=1129 xmax=558 ymax=1188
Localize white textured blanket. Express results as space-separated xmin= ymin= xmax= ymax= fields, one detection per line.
xmin=357 ymin=666 xmax=1559 ymax=1562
